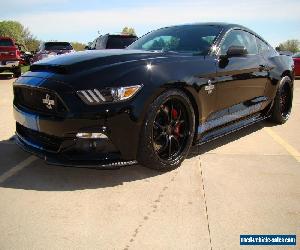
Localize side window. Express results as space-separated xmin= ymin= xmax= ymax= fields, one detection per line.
xmin=220 ymin=30 xmax=258 ymax=55
xmin=243 ymin=32 xmax=258 ymax=54
xmin=256 ymin=37 xmax=270 ymax=54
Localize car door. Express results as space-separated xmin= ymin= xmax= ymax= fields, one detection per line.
xmin=214 ymin=29 xmax=268 ymax=123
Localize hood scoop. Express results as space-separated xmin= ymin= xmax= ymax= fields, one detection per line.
xmin=30 ymin=64 xmax=70 ymax=74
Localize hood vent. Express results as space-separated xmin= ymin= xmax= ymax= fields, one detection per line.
xmin=30 ymin=64 xmax=70 ymax=74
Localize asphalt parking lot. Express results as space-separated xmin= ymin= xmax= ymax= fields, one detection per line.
xmin=0 ymin=75 xmax=299 ymax=249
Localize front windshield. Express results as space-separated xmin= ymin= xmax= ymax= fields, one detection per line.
xmin=127 ymin=25 xmax=223 ymax=55
xmin=0 ymin=39 xmax=14 ymax=46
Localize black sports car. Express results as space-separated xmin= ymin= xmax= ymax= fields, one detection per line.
xmin=13 ymin=23 xmax=294 ymax=170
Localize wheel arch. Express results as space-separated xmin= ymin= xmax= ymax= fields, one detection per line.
xmin=281 ymin=70 xmax=294 ymax=81
xmin=158 ymin=82 xmax=201 ymax=143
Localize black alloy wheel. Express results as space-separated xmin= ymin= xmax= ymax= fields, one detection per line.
xmin=270 ymin=76 xmax=293 ymax=124
xmin=279 ymin=82 xmax=292 ymax=118
xmin=138 ymin=89 xmax=195 ymax=171
xmin=152 ymin=98 xmax=189 ymax=161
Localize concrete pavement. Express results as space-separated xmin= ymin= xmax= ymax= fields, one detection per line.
xmin=0 ymin=76 xmax=299 ymax=249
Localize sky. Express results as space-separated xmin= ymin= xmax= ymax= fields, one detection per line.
xmin=1 ymin=0 xmax=300 ymax=47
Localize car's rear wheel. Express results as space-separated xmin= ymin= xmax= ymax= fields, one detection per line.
xmin=269 ymin=76 xmax=293 ymax=124
xmin=137 ymin=89 xmax=195 ymax=171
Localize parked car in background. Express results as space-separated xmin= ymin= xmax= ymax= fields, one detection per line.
xmin=278 ymin=50 xmax=293 ymax=56
xmin=16 ymin=43 xmax=34 ymax=66
xmin=87 ymin=34 xmax=137 ymax=50
xmin=13 ymin=23 xmax=294 ymax=170
xmin=292 ymin=52 xmax=300 ymax=77
xmin=0 ymin=37 xmax=21 ymax=77
xmin=33 ymin=42 xmax=74 ymax=63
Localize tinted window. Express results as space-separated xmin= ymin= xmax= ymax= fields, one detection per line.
xmin=256 ymin=37 xmax=270 ymax=54
xmin=44 ymin=42 xmax=73 ymax=50
xmin=220 ymin=30 xmax=258 ymax=55
xmin=128 ymin=25 xmax=223 ymax=55
xmin=0 ymin=39 xmax=14 ymax=46
xmin=106 ymin=36 xmax=137 ymax=49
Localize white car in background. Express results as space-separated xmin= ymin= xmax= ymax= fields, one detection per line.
xmin=33 ymin=42 xmax=75 ymax=63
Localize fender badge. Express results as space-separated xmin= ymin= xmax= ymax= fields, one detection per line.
xmin=204 ymin=80 xmax=215 ymax=94
xmin=42 ymin=94 xmax=55 ymax=109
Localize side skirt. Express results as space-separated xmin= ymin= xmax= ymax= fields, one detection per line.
xmin=195 ymin=113 xmax=270 ymax=146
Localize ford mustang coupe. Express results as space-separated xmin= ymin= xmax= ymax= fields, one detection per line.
xmin=13 ymin=23 xmax=294 ymax=170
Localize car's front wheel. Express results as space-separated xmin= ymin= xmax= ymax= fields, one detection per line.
xmin=269 ymin=76 xmax=293 ymax=124
xmin=12 ymin=67 xmax=22 ymax=78
xmin=137 ymin=89 xmax=195 ymax=171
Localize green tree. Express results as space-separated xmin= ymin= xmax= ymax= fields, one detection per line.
xmin=23 ymin=36 xmax=40 ymax=52
xmin=71 ymin=42 xmax=87 ymax=51
xmin=276 ymin=39 xmax=300 ymax=53
xmin=0 ymin=20 xmax=40 ymax=52
xmin=121 ymin=27 xmax=136 ymax=36
xmin=0 ymin=21 xmax=24 ymax=43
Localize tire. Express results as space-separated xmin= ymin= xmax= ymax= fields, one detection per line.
xmin=13 ymin=67 xmax=22 ymax=78
xmin=137 ymin=89 xmax=195 ymax=171
xmin=269 ymin=76 xmax=293 ymax=124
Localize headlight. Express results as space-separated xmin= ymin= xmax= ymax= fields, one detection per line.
xmin=77 ymin=85 xmax=142 ymax=105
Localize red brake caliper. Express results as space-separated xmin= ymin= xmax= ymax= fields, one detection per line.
xmin=171 ymin=108 xmax=180 ymax=137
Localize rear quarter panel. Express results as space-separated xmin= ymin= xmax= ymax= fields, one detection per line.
xmin=264 ymin=54 xmax=294 ymax=101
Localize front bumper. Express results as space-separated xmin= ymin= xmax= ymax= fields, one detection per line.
xmin=14 ymin=106 xmax=138 ymax=168
xmin=0 ymin=60 xmax=20 ymax=69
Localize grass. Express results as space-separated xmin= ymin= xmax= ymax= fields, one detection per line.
xmin=21 ymin=65 xmax=30 ymax=73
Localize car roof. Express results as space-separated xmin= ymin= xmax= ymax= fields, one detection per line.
xmin=104 ymin=34 xmax=137 ymax=38
xmin=165 ymin=22 xmax=252 ymax=32
xmin=160 ymin=22 xmax=269 ymax=46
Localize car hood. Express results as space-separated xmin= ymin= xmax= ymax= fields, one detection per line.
xmin=30 ymin=49 xmax=167 ymax=74
xmin=21 ymin=49 xmax=209 ymax=92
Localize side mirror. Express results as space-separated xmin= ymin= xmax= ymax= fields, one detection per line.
xmin=226 ymin=46 xmax=248 ymax=57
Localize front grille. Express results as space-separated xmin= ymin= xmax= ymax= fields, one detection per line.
xmin=14 ymin=86 xmax=67 ymax=114
xmin=16 ymin=123 xmax=63 ymax=152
